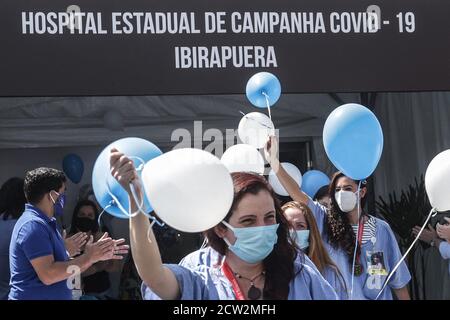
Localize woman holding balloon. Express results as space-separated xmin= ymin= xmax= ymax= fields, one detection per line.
xmin=265 ymin=134 xmax=411 ymax=300
xmin=109 ymin=148 xmax=337 ymax=300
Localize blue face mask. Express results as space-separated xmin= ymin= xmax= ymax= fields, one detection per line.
xmin=290 ymin=229 xmax=310 ymax=250
xmin=50 ymin=191 xmax=66 ymax=217
xmin=222 ymin=221 xmax=279 ymax=264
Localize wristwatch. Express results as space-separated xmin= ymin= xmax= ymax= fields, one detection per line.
xmin=430 ymin=239 xmax=436 ymax=247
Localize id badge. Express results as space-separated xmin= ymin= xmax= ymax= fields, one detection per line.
xmin=366 ymin=251 xmax=388 ymax=276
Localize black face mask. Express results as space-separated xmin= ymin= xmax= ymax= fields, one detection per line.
xmin=76 ymin=217 xmax=96 ymax=232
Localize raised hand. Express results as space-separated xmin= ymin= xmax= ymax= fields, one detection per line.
xmin=264 ymin=135 xmax=280 ymax=172
xmin=108 ymin=238 xmax=130 ymax=260
xmin=412 ymin=224 xmax=437 ymax=244
xmin=84 ymin=233 xmax=115 ymax=264
xmin=95 ymin=233 xmax=129 ymax=261
xmin=437 ymin=218 xmax=450 ymax=241
xmin=109 ymin=148 xmax=139 ymax=194
xmin=63 ymin=230 xmax=88 ymax=257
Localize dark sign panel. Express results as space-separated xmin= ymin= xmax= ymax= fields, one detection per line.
xmin=0 ymin=0 xmax=449 ymax=96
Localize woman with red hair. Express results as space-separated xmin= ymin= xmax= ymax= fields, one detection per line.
xmin=110 ymin=149 xmax=337 ymax=300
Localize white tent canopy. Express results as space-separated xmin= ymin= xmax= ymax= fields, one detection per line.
xmin=1 ymin=91 xmax=450 ymax=200
xmin=0 ymin=93 xmax=359 ymax=149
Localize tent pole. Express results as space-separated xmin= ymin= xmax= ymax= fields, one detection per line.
xmin=305 ymin=140 xmax=313 ymax=171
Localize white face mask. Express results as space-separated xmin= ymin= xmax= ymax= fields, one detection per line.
xmin=335 ymin=190 xmax=358 ymax=212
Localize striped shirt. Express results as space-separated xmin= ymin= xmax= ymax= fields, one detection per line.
xmin=351 ymin=216 xmax=377 ymax=244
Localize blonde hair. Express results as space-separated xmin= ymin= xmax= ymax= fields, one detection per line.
xmin=281 ymin=201 xmax=346 ymax=293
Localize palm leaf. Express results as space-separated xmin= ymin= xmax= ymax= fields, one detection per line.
xmin=376 ymin=175 xmax=431 ymax=248
xmin=375 ymin=175 xmax=431 ymax=300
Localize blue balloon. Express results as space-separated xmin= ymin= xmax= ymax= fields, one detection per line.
xmin=63 ymin=154 xmax=84 ymax=184
xmin=323 ymin=103 xmax=383 ymax=180
xmin=246 ymin=72 xmax=281 ymax=108
xmin=302 ymin=170 xmax=331 ymax=199
xmin=92 ymin=137 xmax=162 ymax=219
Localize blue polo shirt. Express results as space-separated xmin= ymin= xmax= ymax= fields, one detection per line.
xmin=9 ymin=204 xmax=71 ymax=300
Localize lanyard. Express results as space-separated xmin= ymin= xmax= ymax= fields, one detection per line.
xmin=222 ymin=261 xmax=245 ymax=300
xmin=355 ymin=219 xmax=365 ymax=265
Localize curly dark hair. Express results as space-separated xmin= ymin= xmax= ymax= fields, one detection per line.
xmin=0 ymin=177 xmax=26 ymax=220
xmin=204 ymin=172 xmax=300 ymax=300
xmin=325 ymin=172 xmax=367 ymax=267
xmin=24 ymin=167 xmax=66 ymax=204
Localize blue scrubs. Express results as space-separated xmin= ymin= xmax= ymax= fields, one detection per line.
xmin=307 ymin=198 xmax=411 ymax=300
xmin=180 ymin=246 xmax=346 ymax=299
xmin=142 ymin=247 xmax=338 ymax=300
xmin=438 ymin=241 xmax=450 ymax=275
xmin=321 ymin=265 xmax=348 ymax=300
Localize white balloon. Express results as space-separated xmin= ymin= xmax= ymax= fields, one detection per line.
xmin=268 ymin=162 xmax=302 ymax=196
xmin=141 ymin=148 xmax=234 ymax=232
xmin=425 ymin=149 xmax=450 ymax=211
xmin=238 ymin=112 xmax=275 ymax=149
xmin=221 ymin=144 xmax=265 ymax=174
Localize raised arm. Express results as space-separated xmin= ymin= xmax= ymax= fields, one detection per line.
xmin=30 ymin=233 xmax=119 ymax=285
xmin=110 ymin=148 xmax=180 ymax=300
xmin=264 ymin=136 xmax=309 ymax=204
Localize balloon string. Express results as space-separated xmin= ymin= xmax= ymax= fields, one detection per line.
xmin=238 ymin=110 xmax=273 ymax=129
xmin=106 ymin=154 xmax=165 ymax=226
xmin=97 ymin=204 xmax=111 ymax=231
xmin=262 ymin=92 xmax=272 ymax=121
xmin=128 ymin=157 xmax=165 ymax=227
xmin=375 ymin=207 xmax=437 ymax=300
xmin=105 ymin=178 xmax=142 ymax=217
xmin=200 ymin=237 xmax=209 ymax=249
xmin=350 ymin=181 xmax=362 ymax=300
xmin=144 ymin=209 xmax=165 ymax=228
xmin=129 ymin=180 xmax=146 ymax=217
xmin=128 ymin=179 xmax=165 ymax=229
xmin=146 ymin=217 xmax=166 ymax=244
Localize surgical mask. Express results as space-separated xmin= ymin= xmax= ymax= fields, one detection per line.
xmin=50 ymin=191 xmax=65 ymax=217
xmin=222 ymin=221 xmax=279 ymax=264
xmin=76 ymin=217 xmax=96 ymax=232
xmin=335 ymin=190 xmax=358 ymax=213
xmin=290 ymin=229 xmax=310 ymax=250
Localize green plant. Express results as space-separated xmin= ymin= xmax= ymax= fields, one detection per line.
xmin=376 ymin=175 xmax=431 ymax=249
xmin=375 ymin=175 xmax=431 ymax=300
